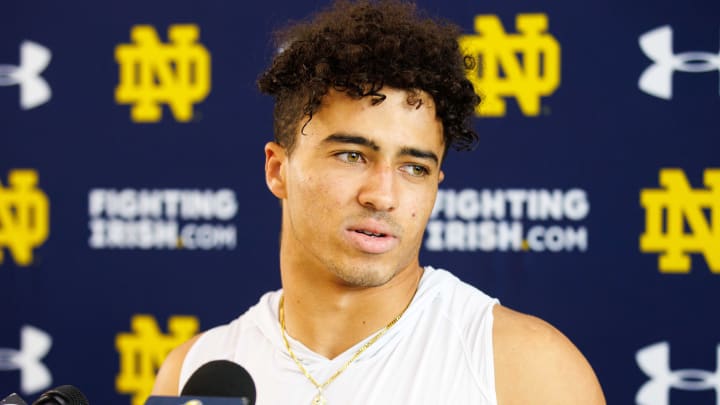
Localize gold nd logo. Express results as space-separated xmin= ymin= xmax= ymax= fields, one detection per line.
xmin=115 ymin=24 xmax=211 ymax=123
xmin=116 ymin=315 xmax=199 ymax=405
xmin=0 ymin=169 xmax=49 ymax=266
xmin=641 ymin=169 xmax=720 ymax=274
xmin=459 ymin=13 xmax=560 ymax=117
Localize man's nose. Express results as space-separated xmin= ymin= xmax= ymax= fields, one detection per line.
xmin=358 ymin=164 xmax=398 ymax=212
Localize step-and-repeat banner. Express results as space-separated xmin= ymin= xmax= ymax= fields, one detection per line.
xmin=2 ymin=0 xmax=719 ymax=403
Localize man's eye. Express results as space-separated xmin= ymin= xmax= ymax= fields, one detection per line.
xmin=338 ymin=152 xmax=364 ymax=163
xmin=402 ymin=165 xmax=429 ymax=177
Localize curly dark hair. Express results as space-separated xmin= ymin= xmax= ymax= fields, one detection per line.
xmin=257 ymin=0 xmax=480 ymax=156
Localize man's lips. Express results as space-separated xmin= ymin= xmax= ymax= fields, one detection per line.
xmin=345 ymin=221 xmax=398 ymax=254
xmin=348 ymin=226 xmax=393 ymax=238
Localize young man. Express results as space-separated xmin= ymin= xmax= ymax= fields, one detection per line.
xmin=152 ymin=1 xmax=606 ymax=403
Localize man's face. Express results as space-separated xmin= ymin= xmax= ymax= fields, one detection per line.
xmin=265 ymin=87 xmax=445 ymax=287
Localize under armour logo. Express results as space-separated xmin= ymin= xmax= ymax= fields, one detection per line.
xmin=636 ymin=341 xmax=720 ymax=405
xmin=0 ymin=41 xmax=52 ymax=109
xmin=639 ymin=25 xmax=720 ymax=99
xmin=0 ymin=325 xmax=53 ymax=395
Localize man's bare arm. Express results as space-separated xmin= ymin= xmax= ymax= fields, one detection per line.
xmin=493 ymin=305 xmax=606 ymax=405
xmin=151 ymin=334 xmax=203 ymax=396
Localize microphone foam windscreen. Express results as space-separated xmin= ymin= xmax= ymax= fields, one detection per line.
xmin=1 ymin=393 xmax=28 ymax=405
xmin=181 ymin=360 xmax=256 ymax=404
xmin=33 ymin=385 xmax=88 ymax=405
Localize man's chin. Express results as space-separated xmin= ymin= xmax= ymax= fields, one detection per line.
xmin=330 ymin=264 xmax=397 ymax=288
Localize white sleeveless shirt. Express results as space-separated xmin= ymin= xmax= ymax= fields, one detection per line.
xmin=180 ymin=267 xmax=499 ymax=404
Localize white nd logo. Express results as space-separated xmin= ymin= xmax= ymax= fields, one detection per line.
xmin=640 ymin=169 xmax=720 ymax=273
xmin=459 ymin=13 xmax=560 ymax=117
xmin=115 ymin=24 xmax=211 ymax=123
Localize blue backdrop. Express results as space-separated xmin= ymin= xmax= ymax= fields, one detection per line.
xmin=2 ymin=0 xmax=719 ymax=404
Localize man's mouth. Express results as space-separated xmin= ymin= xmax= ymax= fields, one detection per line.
xmin=345 ymin=219 xmax=398 ymax=253
xmin=355 ymin=230 xmax=387 ymax=238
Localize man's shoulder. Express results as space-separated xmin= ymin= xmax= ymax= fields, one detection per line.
xmin=151 ymin=333 xmax=204 ymax=396
xmin=151 ymin=290 xmax=279 ymax=396
xmin=419 ymin=268 xmax=499 ymax=333
xmin=492 ymin=305 xmax=606 ymax=404
xmin=423 ymin=266 xmax=497 ymax=304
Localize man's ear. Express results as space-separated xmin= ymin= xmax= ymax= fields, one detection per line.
xmin=438 ymin=170 xmax=445 ymax=184
xmin=265 ymin=142 xmax=287 ymax=199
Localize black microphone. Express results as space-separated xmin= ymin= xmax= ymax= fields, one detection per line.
xmin=31 ymin=385 xmax=88 ymax=405
xmin=181 ymin=360 xmax=256 ymax=405
xmin=0 ymin=393 xmax=28 ymax=405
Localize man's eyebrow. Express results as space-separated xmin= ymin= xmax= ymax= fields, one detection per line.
xmin=398 ymin=147 xmax=439 ymax=165
xmin=321 ymin=133 xmax=380 ymax=151
xmin=322 ymin=133 xmax=439 ymax=165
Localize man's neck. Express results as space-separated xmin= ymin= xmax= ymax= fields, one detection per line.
xmin=279 ymin=263 xmax=423 ymax=359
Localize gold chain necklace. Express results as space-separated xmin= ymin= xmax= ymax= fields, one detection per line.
xmin=279 ymin=294 xmax=412 ymax=405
